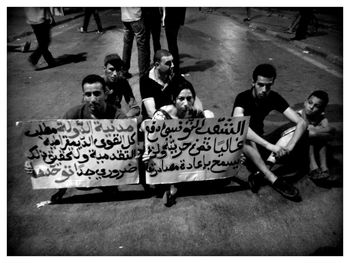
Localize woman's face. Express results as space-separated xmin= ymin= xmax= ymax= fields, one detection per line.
xmin=175 ymin=89 xmax=194 ymax=118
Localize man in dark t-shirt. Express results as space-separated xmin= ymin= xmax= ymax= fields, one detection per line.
xmin=103 ymin=53 xmax=140 ymax=119
xmin=232 ymin=64 xmax=307 ymax=202
xmin=140 ymin=49 xmax=203 ymax=120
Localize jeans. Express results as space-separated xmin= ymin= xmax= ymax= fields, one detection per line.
xmin=122 ymin=18 xmax=150 ymax=77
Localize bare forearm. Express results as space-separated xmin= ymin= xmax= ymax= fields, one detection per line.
xmin=286 ymin=119 xmax=307 ymax=151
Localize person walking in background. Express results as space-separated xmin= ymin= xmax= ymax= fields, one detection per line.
xmin=162 ymin=7 xmax=186 ymax=75
xmin=290 ymin=8 xmax=313 ymax=40
xmin=24 ymin=7 xmax=57 ymax=69
xmin=121 ymin=7 xmax=150 ymax=79
xmin=243 ymin=7 xmax=251 ymax=22
xmin=79 ymin=7 xmax=103 ymax=34
xmin=143 ymin=7 xmax=162 ymax=55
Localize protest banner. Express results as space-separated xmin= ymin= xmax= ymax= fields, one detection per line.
xmin=144 ymin=116 xmax=250 ymax=184
xmin=21 ymin=119 xmax=139 ymax=189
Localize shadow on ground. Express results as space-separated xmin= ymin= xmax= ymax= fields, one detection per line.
xmin=35 ymin=52 xmax=87 ymax=71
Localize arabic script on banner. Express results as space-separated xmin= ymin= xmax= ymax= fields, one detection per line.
xmin=144 ymin=116 xmax=250 ymax=184
xmin=22 ymin=119 xmax=139 ymax=189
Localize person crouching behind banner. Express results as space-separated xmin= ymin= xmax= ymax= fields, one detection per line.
xmin=24 ymin=74 xmax=127 ymax=203
xmin=142 ymin=76 xmax=214 ymax=207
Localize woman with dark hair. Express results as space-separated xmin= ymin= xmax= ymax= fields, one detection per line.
xmin=143 ymin=76 xmax=214 ymax=206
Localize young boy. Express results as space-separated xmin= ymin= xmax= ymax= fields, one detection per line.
xmin=299 ymin=90 xmax=335 ymax=182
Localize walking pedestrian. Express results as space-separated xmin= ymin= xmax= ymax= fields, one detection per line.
xmin=142 ymin=7 xmax=162 ymax=55
xmin=24 ymin=7 xmax=57 ymax=69
xmin=79 ymin=7 xmax=103 ymax=34
xmin=290 ymin=8 xmax=313 ymax=40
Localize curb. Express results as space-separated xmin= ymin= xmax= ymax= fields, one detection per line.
xmin=7 ymin=12 xmax=84 ymax=43
xmin=250 ymin=23 xmax=342 ymax=67
xmin=214 ymin=9 xmax=342 ymax=68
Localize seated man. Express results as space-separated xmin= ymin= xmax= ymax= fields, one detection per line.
xmin=232 ymin=63 xmax=307 ymax=201
xmin=140 ymin=49 xmax=203 ymax=120
xmin=25 ymin=74 xmax=127 ymax=202
xmin=103 ymin=53 xmax=141 ymax=120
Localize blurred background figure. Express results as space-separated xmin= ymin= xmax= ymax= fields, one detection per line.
xmin=24 ymin=7 xmax=57 ymax=69
xmin=143 ymin=7 xmax=162 ymax=55
xmin=79 ymin=7 xmax=103 ymax=34
xmin=162 ymin=7 xmax=186 ymax=75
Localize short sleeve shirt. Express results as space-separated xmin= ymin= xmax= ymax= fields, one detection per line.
xmin=105 ymin=78 xmax=136 ymax=109
xmin=233 ymin=89 xmax=289 ymax=135
xmin=140 ymin=74 xmax=172 ymax=119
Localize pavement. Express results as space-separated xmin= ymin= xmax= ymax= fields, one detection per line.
xmin=7 ymin=7 xmax=343 ymax=67
xmin=6 ymin=7 xmax=344 ymax=256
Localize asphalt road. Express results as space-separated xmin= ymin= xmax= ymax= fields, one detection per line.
xmin=7 ymin=8 xmax=343 ymax=256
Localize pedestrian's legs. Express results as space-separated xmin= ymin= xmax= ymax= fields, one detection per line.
xmin=150 ymin=18 xmax=161 ymax=54
xmin=132 ymin=19 xmax=150 ymax=77
xmin=122 ymin=22 xmax=135 ymax=73
xmin=30 ymin=21 xmax=55 ymax=65
xmin=165 ymin=24 xmax=181 ymax=75
xmin=83 ymin=8 xmax=93 ymax=31
xmin=92 ymin=8 xmax=103 ymax=32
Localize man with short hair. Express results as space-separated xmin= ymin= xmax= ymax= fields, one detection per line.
xmin=64 ymin=74 xmax=126 ymax=119
xmin=232 ymin=63 xmax=307 ymax=201
xmin=25 ymin=74 xmax=127 ymax=202
xmin=103 ymin=53 xmax=140 ymax=119
xmin=140 ymin=49 xmax=203 ymax=120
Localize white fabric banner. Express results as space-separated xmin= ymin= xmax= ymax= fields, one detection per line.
xmin=22 ymin=119 xmax=139 ymax=189
xmin=144 ymin=117 xmax=250 ymax=184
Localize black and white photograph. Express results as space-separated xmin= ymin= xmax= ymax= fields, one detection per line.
xmin=4 ymin=0 xmax=346 ymax=259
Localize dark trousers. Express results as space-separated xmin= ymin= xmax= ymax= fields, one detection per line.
xmin=29 ymin=20 xmax=54 ymax=65
xmin=165 ymin=23 xmax=181 ymax=75
xmin=295 ymin=8 xmax=313 ymax=39
xmin=144 ymin=10 xmax=161 ymax=54
xmin=83 ymin=8 xmax=103 ymax=32
xmin=247 ymin=124 xmax=310 ymax=175
xmin=122 ymin=18 xmax=150 ymax=77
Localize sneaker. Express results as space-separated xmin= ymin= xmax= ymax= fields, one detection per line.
xmin=271 ymin=178 xmax=301 ymax=202
xmin=248 ymin=171 xmax=263 ymax=193
xmin=21 ymin=41 xmax=31 ymax=52
xmin=309 ymin=168 xmax=329 ymax=181
xmin=79 ymin=27 xmax=87 ymax=33
xmin=96 ymin=30 xmax=104 ymax=34
xmin=50 ymin=188 xmax=67 ymax=203
xmin=163 ymin=190 xmax=176 ymax=207
xmin=123 ymin=72 xmax=132 ymax=79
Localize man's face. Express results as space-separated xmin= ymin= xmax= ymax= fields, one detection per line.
xmin=157 ymin=55 xmax=174 ymax=78
xmin=175 ymin=89 xmax=194 ymax=118
xmin=304 ymin=95 xmax=324 ymax=117
xmin=83 ymin=82 xmax=107 ymax=116
xmin=252 ymin=75 xmax=274 ymax=100
xmin=104 ymin=63 xmax=123 ymax=83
